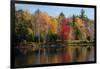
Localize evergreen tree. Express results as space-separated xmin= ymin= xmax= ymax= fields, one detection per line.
xmin=80 ymin=9 xmax=85 ymax=20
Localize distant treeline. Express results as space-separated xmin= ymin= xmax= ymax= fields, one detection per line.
xmin=15 ymin=9 xmax=94 ymax=44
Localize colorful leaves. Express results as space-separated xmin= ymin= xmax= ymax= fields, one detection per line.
xmin=15 ymin=9 xmax=94 ymax=42
xmin=59 ymin=15 xmax=70 ymax=40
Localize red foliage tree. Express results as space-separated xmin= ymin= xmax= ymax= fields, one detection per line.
xmin=60 ymin=17 xmax=70 ymax=40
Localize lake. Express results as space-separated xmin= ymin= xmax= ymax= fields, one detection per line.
xmin=14 ymin=43 xmax=95 ymax=67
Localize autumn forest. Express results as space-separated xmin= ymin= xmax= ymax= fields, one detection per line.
xmin=15 ymin=9 xmax=94 ymax=42
xmin=14 ymin=4 xmax=95 ymax=67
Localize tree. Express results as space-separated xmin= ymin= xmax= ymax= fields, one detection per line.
xmin=15 ymin=10 xmax=34 ymax=43
xmin=59 ymin=12 xmax=70 ymax=40
xmin=60 ymin=12 xmax=64 ymax=16
xmin=80 ymin=9 xmax=85 ymax=19
xmin=72 ymin=15 xmax=75 ymax=26
xmin=34 ymin=9 xmax=53 ymax=42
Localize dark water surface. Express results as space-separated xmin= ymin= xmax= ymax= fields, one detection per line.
xmin=15 ymin=44 xmax=95 ymax=67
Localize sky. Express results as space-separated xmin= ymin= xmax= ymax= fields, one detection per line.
xmin=15 ymin=3 xmax=95 ymax=20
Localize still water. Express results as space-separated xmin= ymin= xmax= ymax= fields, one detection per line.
xmin=15 ymin=44 xmax=95 ymax=67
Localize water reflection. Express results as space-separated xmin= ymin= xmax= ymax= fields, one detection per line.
xmin=15 ymin=44 xmax=95 ymax=67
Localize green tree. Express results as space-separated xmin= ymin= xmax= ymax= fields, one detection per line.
xmin=80 ymin=9 xmax=85 ymax=19
xmin=15 ymin=10 xmax=34 ymax=43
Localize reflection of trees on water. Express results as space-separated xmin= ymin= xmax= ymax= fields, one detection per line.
xmin=15 ymin=41 xmax=95 ymax=67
